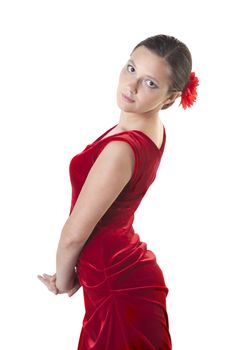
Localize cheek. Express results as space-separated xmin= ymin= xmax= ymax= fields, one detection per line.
xmin=119 ymin=69 xmax=127 ymax=83
xmin=142 ymin=91 xmax=161 ymax=107
xmin=140 ymin=88 xmax=157 ymax=101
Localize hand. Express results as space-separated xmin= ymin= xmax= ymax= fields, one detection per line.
xmin=37 ymin=271 xmax=81 ymax=297
xmin=66 ymin=271 xmax=81 ymax=297
xmin=37 ymin=273 xmax=61 ymax=295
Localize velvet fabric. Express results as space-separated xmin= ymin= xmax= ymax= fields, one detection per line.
xmin=69 ymin=124 xmax=172 ymax=349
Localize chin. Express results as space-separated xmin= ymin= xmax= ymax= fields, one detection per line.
xmin=117 ymin=96 xmax=135 ymax=111
xmin=117 ymin=103 xmax=135 ymax=113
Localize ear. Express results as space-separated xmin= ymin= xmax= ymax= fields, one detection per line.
xmin=162 ymin=91 xmax=182 ymax=107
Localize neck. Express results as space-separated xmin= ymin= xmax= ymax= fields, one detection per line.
xmin=118 ymin=110 xmax=160 ymax=131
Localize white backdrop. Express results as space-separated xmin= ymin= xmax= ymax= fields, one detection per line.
xmin=1 ymin=1 xmax=236 ymax=349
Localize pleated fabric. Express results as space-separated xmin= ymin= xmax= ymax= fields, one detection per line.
xmin=69 ymin=124 xmax=172 ymax=349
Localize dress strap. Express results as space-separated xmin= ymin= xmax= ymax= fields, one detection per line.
xmin=92 ymin=124 xmax=118 ymax=144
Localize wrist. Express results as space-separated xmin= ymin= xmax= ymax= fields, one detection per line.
xmin=56 ymin=269 xmax=77 ymax=293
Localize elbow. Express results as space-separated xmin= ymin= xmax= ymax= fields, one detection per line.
xmin=61 ymin=230 xmax=87 ymax=248
xmin=62 ymin=218 xmax=93 ymax=246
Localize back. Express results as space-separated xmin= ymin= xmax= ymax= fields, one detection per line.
xmin=69 ymin=124 xmax=166 ymax=265
xmin=69 ymin=125 xmax=171 ymax=350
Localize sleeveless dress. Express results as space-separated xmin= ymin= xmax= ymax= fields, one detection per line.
xmin=69 ymin=124 xmax=172 ymax=350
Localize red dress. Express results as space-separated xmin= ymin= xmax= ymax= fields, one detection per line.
xmin=69 ymin=124 xmax=172 ymax=350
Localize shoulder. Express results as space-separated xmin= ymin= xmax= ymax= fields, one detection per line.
xmin=95 ymin=139 xmax=135 ymax=175
xmin=92 ymin=131 xmax=148 ymax=185
xmin=98 ymin=139 xmax=135 ymax=158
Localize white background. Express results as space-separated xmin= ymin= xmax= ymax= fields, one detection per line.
xmin=1 ymin=1 xmax=236 ymax=349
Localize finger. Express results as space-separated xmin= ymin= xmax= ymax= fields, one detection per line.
xmin=38 ymin=275 xmax=50 ymax=286
xmin=52 ymin=288 xmax=59 ymax=295
xmin=68 ymin=285 xmax=80 ymax=297
xmin=68 ymin=290 xmax=75 ymax=297
xmin=50 ymin=282 xmax=59 ymax=295
xmin=37 ymin=275 xmax=47 ymax=283
xmin=67 ymin=287 xmax=76 ymax=297
xmin=38 ymin=275 xmax=51 ymax=288
xmin=43 ymin=273 xmax=57 ymax=282
xmin=68 ymin=288 xmax=75 ymax=297
xmin=38 ymin=276 xmax=57 ymax=293
xmin=39 ymin=274 xmax=51 ymax=283
xmin=49 ymin=284 xmax=58 ymax=294
xmin=43 ymin=273 xmax=53 ymax=279
xmin=42 ymin=274 xmax=57 ymax=284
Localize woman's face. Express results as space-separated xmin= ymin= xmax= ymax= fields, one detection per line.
xmin=116 ymin=45 xmax=177 ymax=114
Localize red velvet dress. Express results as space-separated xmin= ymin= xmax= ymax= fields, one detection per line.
xmin=69 ymin=124 xmax=172 ymax=350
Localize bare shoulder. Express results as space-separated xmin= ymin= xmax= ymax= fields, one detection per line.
xmin=98 ymin=140 xmax=135 ymax=166
xmin=94 ymin=140 xmax=135 ymax=184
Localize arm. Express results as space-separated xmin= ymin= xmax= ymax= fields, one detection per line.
xmin=56 ymin=140 xmax=135 ymax=292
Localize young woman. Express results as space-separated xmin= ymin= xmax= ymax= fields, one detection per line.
xmin=38 ymin=34 xmax=199 ymax=350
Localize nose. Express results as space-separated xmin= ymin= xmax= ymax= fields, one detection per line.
xmin=125 ymin=89 xmax=135 ymax=97
xmin=125 ymin=84 xmax=137 ymax=97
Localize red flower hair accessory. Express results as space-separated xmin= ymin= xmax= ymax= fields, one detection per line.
xmin=179 ymin=72 xmax=199 ymax=109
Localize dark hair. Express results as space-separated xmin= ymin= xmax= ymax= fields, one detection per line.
xmin=131 ymin=34 xmax=192 ymax=110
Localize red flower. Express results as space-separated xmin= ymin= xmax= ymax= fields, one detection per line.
xmin=179 ymin=72 xmax=199 ymax=109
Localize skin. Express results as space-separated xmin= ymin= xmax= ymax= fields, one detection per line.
xmin=37 ymin=45 xmax=182 ymax=297
xmin=114 ymin=45 xmax=182 ymax=146
xmin=37 ymin=271 xmax=80 ymax=297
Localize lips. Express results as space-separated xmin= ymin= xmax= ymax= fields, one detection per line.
xmin=122 ymin=93 xmax=135 ymax=103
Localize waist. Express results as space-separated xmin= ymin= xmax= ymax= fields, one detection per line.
xmin=76 ymin=233 xmax=168 ymax=293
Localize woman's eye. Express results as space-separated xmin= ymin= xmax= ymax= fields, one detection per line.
xmin=126 ymin=64 xmax=157 ymax=89
xmin=146 ymin=80 xmax=156 ymax=88
xmin=127 ymin=64 xmax=135 ymax=73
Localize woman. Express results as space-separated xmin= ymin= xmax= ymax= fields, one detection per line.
xmin=38 ymin=34 xmax=199 ymax=349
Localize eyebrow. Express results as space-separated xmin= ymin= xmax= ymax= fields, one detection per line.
xmin=128 ymin=59 xmax=160 ymax=85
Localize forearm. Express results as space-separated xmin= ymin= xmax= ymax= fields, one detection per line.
xmin=56 ymin=223 xmax=84 ymax=292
